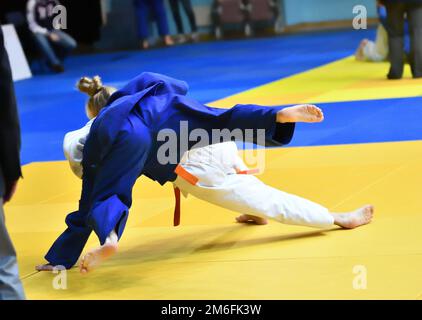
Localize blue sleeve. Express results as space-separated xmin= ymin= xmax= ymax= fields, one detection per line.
xmin=214 ymin=104 xmax=296 ymax=146
xmin=174 ymin=96 xmax=296 ymax=147
xmin=85 ymin=113 xmax=152 ymax=244
xmin=45 ymin=114 xmax=151 ymax=268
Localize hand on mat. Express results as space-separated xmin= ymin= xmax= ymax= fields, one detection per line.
xmin=35 ymin=264 xmax=56 ymax=271
xmin=236 ymin=214 xmax=268 ymax=225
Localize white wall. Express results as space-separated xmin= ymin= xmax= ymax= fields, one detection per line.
xmin=282 ymin=0 xmax=377 ymax=25
xmin=1 ymin=24 xmax=32 ymax=81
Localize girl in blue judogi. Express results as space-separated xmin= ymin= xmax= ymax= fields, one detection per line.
xmin=36 ymin=73 xmax=374 ymax=273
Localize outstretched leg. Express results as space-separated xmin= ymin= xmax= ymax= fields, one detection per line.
xmin=175 ymin=172 xmax=336 ymax=229
xmin=237 ymin=205 xmax=374 ymax=229
xmin=175 ymin=142 xmax=374 ymax=230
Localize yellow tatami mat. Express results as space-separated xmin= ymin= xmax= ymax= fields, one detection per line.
xmin=209 ymin=57 xmax=422 ymax=107
xmin=6 ymin=140 xmax=422 ymax=299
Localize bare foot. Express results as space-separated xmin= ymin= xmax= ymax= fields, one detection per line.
xmin=164 ymin=35 xmax=174 ymax=46
xmin=79 ymin=243 xmax=118 ymax=274
xmin=277 ymin=105 xmax=324 ymax=123
xmin=35 ymin=264 xmax=56 ymax=272
xmin=236 ymin=214 xmax=268 ymax=225
xmin=355 ymin=39 xmax=369 ymax=61
xmin=333 ymin=205 xmax=374 ymax=229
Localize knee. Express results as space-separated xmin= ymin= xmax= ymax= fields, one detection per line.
xmin=33 ymin=33 xmax=49 ymax=45
xmin=68 ymin=37 xmax=77 ymax=50
xmin=62 ymin=33 xmax=77 ymax=50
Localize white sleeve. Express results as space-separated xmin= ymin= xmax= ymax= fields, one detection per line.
xmin=63 ymin=120 xmax=94 ymax=179
xmin=374 ymin=24 xmax=389 ymax=61
xmin=27 ymin=0 xmax=49 ymax=35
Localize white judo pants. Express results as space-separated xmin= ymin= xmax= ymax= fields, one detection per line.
xmin=173 ymin=142 xmax=334 ymax=229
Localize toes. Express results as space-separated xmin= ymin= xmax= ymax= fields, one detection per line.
xmin=236 ymin=214 xmax=268 ymax=225
xmin=236 ymin=215 xmax=248 ymax=223
xmin=80 ymin=263 xmax=89 ymax=274
xmin=306 ymin=105 xmax=324 ymax=121
xmin=79 ymin=262 xmax=85 ymax=273
xmin=362 ymin=206 xmax=374 ymax=224
xmin=36 ymin=264 xmax=54 ymax=272
xmin=317 ymin=108 xmax=323 ymax=116
xmin=315 ymin=108 xmax=324 ymax=120
xmin=364 ymin=205 xmax=374 ymax=216
xmin=79 ymin=256 xmax=89 ymax=273
xmin=306 ymin=105 xmax=318 ymax=114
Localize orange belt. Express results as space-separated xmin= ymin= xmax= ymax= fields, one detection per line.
xmin=173 ymin=187 xmax=181 ymax=226
xmin=173 ymin=164 xmax=198 ymax=227
xmin=172 ymin=164 xmax=259 ymax=227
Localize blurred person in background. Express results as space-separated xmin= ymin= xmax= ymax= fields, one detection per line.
xmin=383 ymin=0 xmax=422 ymax=79
xmin=133 ymin=0 xmax=174 ymax=49
xmin=27 ymin=0 xmax=77 ymax=73
xmin=0 ymin=26 xmax=25 ymax=301
xmin=355 ymin=1 xmax=410 ymax=62
xmin=169 ymin=0 xmax=199 ymax=43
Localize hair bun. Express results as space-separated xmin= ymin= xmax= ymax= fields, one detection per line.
xmin=77 ymin=76 xmax=103 ymax=97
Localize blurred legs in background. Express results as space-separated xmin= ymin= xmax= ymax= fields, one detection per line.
xmin=0 ymin=204 xmax=25 ymax=300
xmin=385 ymin=2 xmax=422 ymax=79
xmin=133 ymin=0 xmax=174 ymax=49
xmin=169 ymin=0 xmax=199 ymax=43
xmin=407 ymin=4 xmax=422 ymax=78
xmin=32 ymin=30 xmax=77 ymax=73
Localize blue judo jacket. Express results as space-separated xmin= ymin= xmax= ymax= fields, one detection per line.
xmin=45 ymin=72 xmax=296 ymax=268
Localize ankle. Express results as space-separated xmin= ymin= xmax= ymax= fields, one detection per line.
xmin=276 ymin=109 xmax=291 ymax=123
xmin=105 ymin=230 xmax=119 ymax=246
xmin=331 ymin=213 xmax=348 ymax=227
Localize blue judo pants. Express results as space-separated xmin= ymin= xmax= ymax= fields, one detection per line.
xmin=133 ymin=0 xmax=170 ymax=40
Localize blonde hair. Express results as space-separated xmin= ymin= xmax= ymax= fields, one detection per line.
xmin=77 ymin=76 xmax=117 ymax=119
